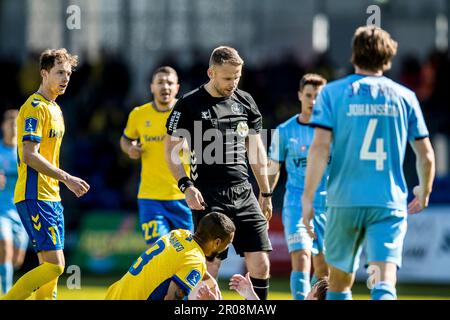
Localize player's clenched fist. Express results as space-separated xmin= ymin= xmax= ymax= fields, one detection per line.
xmin=128 ymin=144 xmax=143 ymax=159
xmin=64 ymin=175 xmax=90 ymax=197
xmin=184 ymin=186 xmax=206 ymax=210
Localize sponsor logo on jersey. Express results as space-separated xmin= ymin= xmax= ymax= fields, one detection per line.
xmin=144 ymin=134 xmax=165 ymax=142
xmin=48 ymin=128 xmax=64 ymax=138
xmin=168 ymin=111 xmax=181 ymax=131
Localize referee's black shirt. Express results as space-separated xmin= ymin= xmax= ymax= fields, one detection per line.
xmin=166 ymin=85 xmax=262 ymax=188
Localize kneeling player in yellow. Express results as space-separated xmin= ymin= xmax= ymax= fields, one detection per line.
xmin=105 ymin=212 xmax=235 ymax=300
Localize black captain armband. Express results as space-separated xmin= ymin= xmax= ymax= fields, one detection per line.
xmin=261 ymin=192 xmax=273 ymax=198
xmin=178 ymin=177 xmax=194 ymax=193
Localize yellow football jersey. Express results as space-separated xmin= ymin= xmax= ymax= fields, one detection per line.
xmin=105 ymin=229 xmax=206 ymax=300
xmin=123 ymin=102 xmax=189 ymax=200
xmin=14 ymin=93 xmax=65 ymax=203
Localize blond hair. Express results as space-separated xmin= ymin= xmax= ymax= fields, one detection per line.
xmin=209 ymin=46 xmax=244 ymax=67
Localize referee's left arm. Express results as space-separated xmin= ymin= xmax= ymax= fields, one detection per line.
xmin=247 ymin=133 xmax=272 ymax=220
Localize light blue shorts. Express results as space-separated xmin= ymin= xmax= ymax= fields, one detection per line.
xmin=325 ymin=207 xmax=407 ymax=273
xmin=138 ymin=199 xmax=193 ymax=245
xmin=282 ymin=205 xmax=326 ymax=255
xmin=0 ymin=209 xmax=29 ymax=250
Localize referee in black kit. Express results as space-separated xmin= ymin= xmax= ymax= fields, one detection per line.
xmin=164 ymin=46 xmax=272 ymax=300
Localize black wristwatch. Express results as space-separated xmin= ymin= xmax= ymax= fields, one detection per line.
xmin=261 ymin=192 xmax=273 ymax=198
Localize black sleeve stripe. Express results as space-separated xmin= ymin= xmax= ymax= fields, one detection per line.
xmin=309 ymin=123 xmax=333 ymax=131
xmin=122 ymin=133 xmax=135 ymax=141
xmin=414 ymin=135 xmax=429 ymax=141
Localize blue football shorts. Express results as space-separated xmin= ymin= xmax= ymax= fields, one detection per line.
xmin=16 ymin=200 xmax=64 ymax=253
xmin=138 ymin=199 xmax=193 ymax=245
xmin=282 ymin=205 xmax=327 ymax=255
xmin=325 ymin=207 xmax=407 ymax=273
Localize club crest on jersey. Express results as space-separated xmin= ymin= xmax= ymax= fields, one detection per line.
xmin=236 ymin=121 xmax=249 ymax=137
xmin=201 ymin=110 xmax=212 ymax=120
xmin=24 ymin=117 xmax=38 ymax=133
xmin=185 ymin=269 xmax=201 ymax=287
xmin=231 ymin=102 xmax=244 ymax=115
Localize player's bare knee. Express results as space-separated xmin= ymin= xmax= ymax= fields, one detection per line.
xmin=245 ymin=252 xmax=270 ymax=278
xmin=329 ymin=267 xmax=353 ymax=292
xmin=291 ymin=249 xmax=311 ymax=272
xmin=40 ymin=250 xmax=66 ymax=267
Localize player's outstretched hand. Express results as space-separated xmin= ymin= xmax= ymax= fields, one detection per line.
xmin=128 ymin=144 xmax=143 ymax=159
xmin=64 ymin=175 xmax=90 ymax=198
xmin=196 ymin=284 xmax=219 ymax=300
xmin=229 ymin=273 xmax=259 ymax=300
xmin=301 ymin=196 xmax=316 ymax=240
xmin=408 ymin=185 xmax=430 ymax=214
xmin=185 ymin=186 xmax=206 ymax=210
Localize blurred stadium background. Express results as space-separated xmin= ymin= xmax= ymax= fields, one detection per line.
xmin=1 ymin=0 xmax=450 ymax=299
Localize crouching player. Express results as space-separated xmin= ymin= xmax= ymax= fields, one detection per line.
xmin=105 ymin=212 xmax=235 ymax=300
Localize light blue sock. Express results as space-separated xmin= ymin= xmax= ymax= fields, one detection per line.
xmin=0 ymin=262 xmax=13 ymax=294
xmin=326 ymin=291 xmax=353 ymax=300
xmin=290 ymin=271 xmax=310 ymax=300
xmin=310 ymin=273 xmax=319 ymax=286
xmin=371 ymin=282 xmax=397 ymax=300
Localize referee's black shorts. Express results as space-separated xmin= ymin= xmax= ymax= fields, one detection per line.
xmin=192 ymin=180 xmax=272 ymax=259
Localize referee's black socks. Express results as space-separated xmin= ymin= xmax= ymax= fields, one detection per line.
xmin=250 ymin=277 xmax=270 ymax=300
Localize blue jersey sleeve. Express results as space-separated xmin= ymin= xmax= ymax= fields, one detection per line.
xmin=407 ymin=94 xmax=429 ymax=141
xmin=268 ymin=127 xmax=285 ymax=162
xmin=310 ymin=87 xmax=333 ymax=130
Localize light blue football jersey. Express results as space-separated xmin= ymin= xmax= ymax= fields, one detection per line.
xmin=310 ymin=74 xmax=429 ymax=210
xmin=269 ymin=115 xmax=328 ymax=208
xmin=0 ymin=141 xmax=18 ymax=214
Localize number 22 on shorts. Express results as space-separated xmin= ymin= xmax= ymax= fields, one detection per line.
xmin=142 ymin=220 xmax=160 ymax=241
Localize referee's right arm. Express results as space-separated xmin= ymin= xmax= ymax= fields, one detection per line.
xmin=164 ymin=136 xmax=205 ymax=211
xmin=164 ymin=135 xmax=189 ymax=181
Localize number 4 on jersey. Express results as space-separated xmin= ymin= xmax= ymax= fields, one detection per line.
xmin=360 ymin=118 xmax=387 ymax=171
